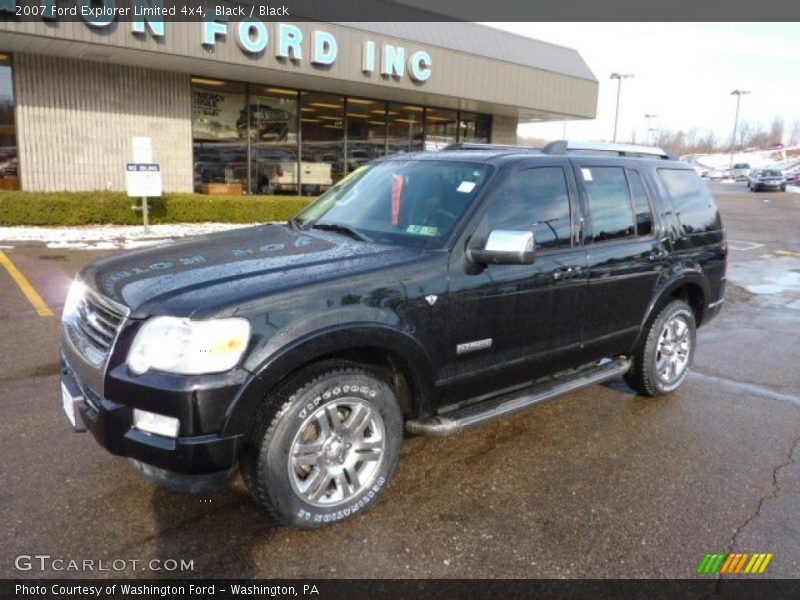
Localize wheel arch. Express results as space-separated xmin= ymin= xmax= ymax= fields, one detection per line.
xmin=633 ymin=272 xmax=709 ymax=350
xmin=222 ymin=325 xmax=434 ymax=437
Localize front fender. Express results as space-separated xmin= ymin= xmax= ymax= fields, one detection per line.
xmin=221 ymin=322 xmax=434 ymax=437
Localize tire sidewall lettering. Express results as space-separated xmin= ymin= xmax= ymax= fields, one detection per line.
xmin=295 ymin=476 xmax=387 ymax=523
xmin=297 ymin=383 xmax=378 ymax=420
xmin=270 ymin=373 xmax=398 ymax=527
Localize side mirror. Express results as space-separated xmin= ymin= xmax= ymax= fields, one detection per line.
xmin=468 ymin=230 xmax=535 ymax=266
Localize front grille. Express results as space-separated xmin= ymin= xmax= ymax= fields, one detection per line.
xmin=68 ymin=289 xmax=128 ymax=365
xmin=76 ymin=293 xmax=125 ymax=351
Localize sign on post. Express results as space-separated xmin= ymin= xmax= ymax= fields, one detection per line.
xmin=132 ymin=136 xmax=153 ymax=164
xmin=126 ymin=163 xmax=162 ymax=234
xmin=126 ymin=164 xmax=162 ymax=197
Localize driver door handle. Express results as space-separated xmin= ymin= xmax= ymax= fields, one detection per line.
xmin=552 ymin=266 xmax=582 ymax=280
xmin=649 ymin=249 xmax=668 ymax=262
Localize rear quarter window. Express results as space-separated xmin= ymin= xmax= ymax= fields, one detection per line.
xmin=657 ymin=168 xmax=721 ymax=235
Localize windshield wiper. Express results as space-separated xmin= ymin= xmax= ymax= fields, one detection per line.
xmin=311 ymin=222 xmax=372 ymax=243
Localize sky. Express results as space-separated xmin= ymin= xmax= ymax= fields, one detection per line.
xmin=482 ymin=23 xmax=800 ymax=144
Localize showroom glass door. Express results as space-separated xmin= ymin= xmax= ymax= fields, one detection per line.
xmin=191 ymin=78 xmax=248 ymax=194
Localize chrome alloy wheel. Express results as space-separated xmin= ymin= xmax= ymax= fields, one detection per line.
xmin=656 ymin=314 xmax=691 ymax=384
xmin=288 ymin=398 xmax=386 ymax=507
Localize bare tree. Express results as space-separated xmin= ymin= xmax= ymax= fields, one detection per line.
xmin=737 ymin=121 xmax=754 ymax=149
xmin=686 ymin=128 xmax=699 ymax=149
xmin=789 ymin=120 xmax=800 ymax=146
xmin=769 ymin=117 xmax=785 ymax=146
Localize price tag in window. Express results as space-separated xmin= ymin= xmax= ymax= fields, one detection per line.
xmin=456 ymin=181 xmax=476 ymax=193
xmin=581 ymin=168 xmax=593 ymax=181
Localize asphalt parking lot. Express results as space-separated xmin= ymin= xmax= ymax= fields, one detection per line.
xmin=1 ymin=182 xmax=798 ymax=580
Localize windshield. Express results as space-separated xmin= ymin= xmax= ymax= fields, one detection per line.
xmin=761 ymin=170 xmax=782 ymax=177
xmin=293 ymin=160 xmax=491 ymax=248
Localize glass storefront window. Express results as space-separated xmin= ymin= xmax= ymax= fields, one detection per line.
xmin=387 ymin=103 xmax=424 ymax=155
xmin=249 ymin=87 xmax=298 ymax=194
xmin=425 ymin=107 xmax=457 ymax=150
xmin=192 ymin=78 xmax=247 ymax=194
xmin=189 ymin=75 xmax=493 ymax=196
xmin=346 ymin=97 xmax=386 ymax=173
xmin=0 ymin=54 xmax=19 ymax=190
xmin=300 ymin=91 xmax=344 ymax=194
xmin=458 ymin=112 xmax=491 ymax=144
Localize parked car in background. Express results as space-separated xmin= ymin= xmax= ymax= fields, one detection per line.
xmin=730 ymin=163 xmax=751 ymax=181
xmin=748 ymin=169 xmax=787 ymax=192
xmin=783 ymin=171 xmax=800 ymax=186
xmin=708 ymin=169 xmax=728 ymax=181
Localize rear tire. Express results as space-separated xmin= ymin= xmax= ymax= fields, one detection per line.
xmin=624 ymin=300 xmax=696 ymax=397
xmin=241 ymin=365 xmax=403 ymax=528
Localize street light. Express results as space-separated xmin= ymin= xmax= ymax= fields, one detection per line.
xmin=610 ymin=72 xmax=634 ymax=142
xmin=730 ymin=90 xmax=750 ymax=168
xmin=645 ymin=114 xmax=658 ymax=144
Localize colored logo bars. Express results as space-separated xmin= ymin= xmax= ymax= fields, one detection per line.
xmin=696 ymin=553 xmax=773 ymax=575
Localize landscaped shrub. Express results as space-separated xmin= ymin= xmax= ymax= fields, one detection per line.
xmin=0 ymin=191 xmax=315 ymax=226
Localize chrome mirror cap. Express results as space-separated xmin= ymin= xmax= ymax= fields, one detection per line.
xmin=469 ymin=230 xmax=535 ymax=266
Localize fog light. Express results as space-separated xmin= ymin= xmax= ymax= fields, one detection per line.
xmin=133 ymin=409 xmax=180 ymax=439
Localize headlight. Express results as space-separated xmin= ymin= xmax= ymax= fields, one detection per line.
xmin=62 ymin=280 xmax=86 ymax=320
xmin=127 ymin=316 xmax=251 ymax=375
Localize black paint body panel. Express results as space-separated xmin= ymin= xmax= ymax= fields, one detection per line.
xmin=62 ymin=151 xmax=727 ymax=475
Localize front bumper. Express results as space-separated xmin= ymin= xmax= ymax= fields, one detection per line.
xmin=61 ymin=357 xmax=244 ymax=482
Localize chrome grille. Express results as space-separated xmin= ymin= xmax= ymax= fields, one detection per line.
xmin=68 ymin=289 xmax=128 ymax=363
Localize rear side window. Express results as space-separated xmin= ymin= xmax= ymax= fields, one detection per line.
xmin=627 ymin=170 xmax=654 ymax=237
xmin=657 ymin=169 xmax=720 ymax=235
xmin=581 ymin=166 xmax=635 ymax=242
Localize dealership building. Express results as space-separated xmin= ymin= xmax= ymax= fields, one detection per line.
xmin=0 ymin=18 xmax=597 ymax=194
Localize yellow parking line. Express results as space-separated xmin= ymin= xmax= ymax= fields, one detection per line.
xmin=0 ymin=251 xmax=55 ymax=317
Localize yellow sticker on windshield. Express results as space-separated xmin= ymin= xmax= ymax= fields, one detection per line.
xmin=336 ymin=165 xmax=368 ymax=187
xmin=406 ymin=225 xmax=439 ymax=236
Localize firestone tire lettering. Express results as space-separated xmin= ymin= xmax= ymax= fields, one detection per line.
xmin=240 ymin=365 xmax=402 ymax=528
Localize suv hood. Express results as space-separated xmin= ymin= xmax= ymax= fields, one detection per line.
xmin=80 ymin=224 xmax=419 ymax=317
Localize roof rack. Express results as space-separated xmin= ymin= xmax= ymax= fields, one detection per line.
xmin=442 ymin=141 xmax=675 ymax=160
xmin=441 ymin=143 xmax=539 ymax=152
xmin=542 ymin=140 xmax=675 ymax=160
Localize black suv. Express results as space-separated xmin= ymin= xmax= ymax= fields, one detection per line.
xmin=61 ymin=141 xmax=727 ymax=527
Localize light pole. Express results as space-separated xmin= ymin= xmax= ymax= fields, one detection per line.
xmin=645 ymin=114 xmax=658 ymax=144
xmin=610 ymin=72 xmax=633 ymax=142
xmin=729 ymin=90 xmax=750 ymax=168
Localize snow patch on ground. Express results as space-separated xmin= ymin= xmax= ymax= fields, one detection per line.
xmin=787 ymin=185 xmax=800 ymax=194
xmin=683 ymin=146 xmax=800 ymax=172
xmin=0 ymin=223 xmax=263 ymax=250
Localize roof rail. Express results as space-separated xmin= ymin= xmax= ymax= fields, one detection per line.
xmin=542 ymin=140 xmax=675 ymax=160
xmin=441 ymin=143 xmax=539 ymax=152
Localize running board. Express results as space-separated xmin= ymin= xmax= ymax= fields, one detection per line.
xmin=406 ymin=356 xmax=632 ymax=437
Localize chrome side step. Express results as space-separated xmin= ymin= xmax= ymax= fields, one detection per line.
xmin=406 ymin=356 xmax=632 ymax=437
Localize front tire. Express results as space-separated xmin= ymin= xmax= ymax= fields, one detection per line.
xmin=241 ymin=366 xmax=403 ymax=528
xmin=624 ymin=300 xmax=696 ymax=397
